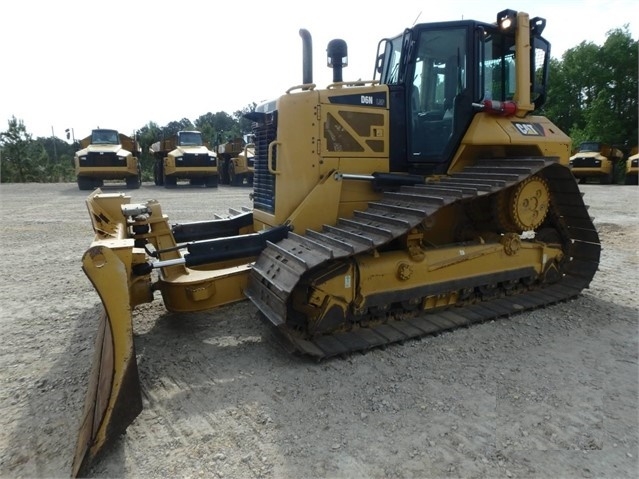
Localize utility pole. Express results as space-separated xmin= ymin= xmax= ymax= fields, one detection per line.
xmin=51 ymin=126 xmax=58 ymax=162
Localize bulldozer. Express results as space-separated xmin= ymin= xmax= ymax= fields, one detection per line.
xmin=72 ymin=9 xmax=600 ymax=477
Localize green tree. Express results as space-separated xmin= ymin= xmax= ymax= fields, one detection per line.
xmin=161 ymin=118 xmax=194 ymax=138
xmin=194 ymin=111 xmax=239 ymax=147
xmin=586 ymin=26 xmax=638 ymax=147
xmin=1 ymin=117 xmax=77 ymax=182
xmin=544 ymin=42 xmax=600 ymax=135
xmin=544 ymin=26 xmax=638 ymax=152
xmin=0 ymin=116 xmax=38 ymax=182
xmin=233 ymin=102 xmax=257 ymax=137
xmin=38 ymin=136 xmax=75 ymax=181
xmin=28 ymin=141 xmax=53 ymax=182
xmin=137 ymin=122 xmax=162 ymax=181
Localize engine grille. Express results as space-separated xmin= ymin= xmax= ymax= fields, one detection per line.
xmin=572 ymin=157 xmax=601 ymax=167
xmin=252 ymin=114 xmax=277 ymax=213
xmin=85 ymin=152 xmax=122 ymax=167
xmin=178 ymin=153 xmax=216 ymax=167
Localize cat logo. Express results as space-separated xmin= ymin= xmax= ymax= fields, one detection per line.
xmin=512 ymin=122 xmax=544 ymax=136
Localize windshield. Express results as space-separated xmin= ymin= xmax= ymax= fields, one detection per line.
xmin=482 ymin=27 xmax=549 ymax=106
xmin=579 ymin=142 xmax=601 ymax=152
xmin=178 ymin=131 xmax=203 ymax=146
xmin=91 ymin=130 xmax=119 ymax=145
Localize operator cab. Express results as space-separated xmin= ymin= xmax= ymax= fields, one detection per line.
xmin=577 ymin=141 xmax=602 ymax=153
xmin=376 ymin=9 xmax=550 ymax=174
xmin=177 ymin=130 xmax=204 ymax=147
xmin=91 ymin=129 xmax=119 ymax=145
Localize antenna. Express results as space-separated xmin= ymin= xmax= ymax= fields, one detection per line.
xmin=412 ymin=12 xmax=422 ymax=26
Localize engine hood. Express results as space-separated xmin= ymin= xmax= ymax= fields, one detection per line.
xmin=174 ymin=145 xmax=216 ymax=156
xmin=570 ymin=151 xmax=605 ymax=161
xmin=80 ymin=144 xmax=129 ymax=155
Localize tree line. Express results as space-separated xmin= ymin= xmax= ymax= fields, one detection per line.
xmin=1 ymin=26 xmax=636 ymax=183
xmin=543 ymin=26 xmax=638 ymax=154
xmin=0 ymin=104 xmax=256 ymax=183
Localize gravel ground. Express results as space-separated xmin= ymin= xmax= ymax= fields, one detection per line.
xmin=0 ymin=181 xmax=637 ymax=479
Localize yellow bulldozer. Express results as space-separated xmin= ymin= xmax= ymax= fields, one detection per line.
xmin=72 ymin=9 xmax=601 ymax=476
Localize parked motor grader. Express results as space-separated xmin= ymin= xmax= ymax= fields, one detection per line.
xmin=73 ymin=9 xmax=600 ymax=477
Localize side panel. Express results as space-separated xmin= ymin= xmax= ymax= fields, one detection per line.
xmin=252 ymin=86 xmax=391 ymax=232
xmin=448 ymin=113 xmax=572 ymax=173
xmin=253 ymin=90 xmax=322 ymax=227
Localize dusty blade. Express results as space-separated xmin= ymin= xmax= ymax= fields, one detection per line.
xmin=72 ymin=246 xmax=144 ymax=477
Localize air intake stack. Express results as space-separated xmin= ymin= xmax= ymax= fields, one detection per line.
xmin=327 ymin=39 xmax=348 ymax=83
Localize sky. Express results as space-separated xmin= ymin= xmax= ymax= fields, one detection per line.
xmin=1 ymin=0 xmax=637 ymax=141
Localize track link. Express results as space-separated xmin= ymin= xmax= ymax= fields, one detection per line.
xmin=245 ymin=158 xmax=600 ymax=359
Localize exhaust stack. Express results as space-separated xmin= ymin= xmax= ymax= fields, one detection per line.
xmin=299 ymin=29 xmax=313 ymax=85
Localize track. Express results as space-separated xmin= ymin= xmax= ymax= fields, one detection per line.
xmin=245 ymin=158 xmax=601 ymax=359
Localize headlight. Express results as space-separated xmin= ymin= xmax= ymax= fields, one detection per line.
xmin=497 ymin=9 xmax=517 ymax=32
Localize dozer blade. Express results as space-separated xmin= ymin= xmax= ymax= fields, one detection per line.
xmin=74 ymin=190 xmax=262 ymax=476
xmin=72 ymin=245 xmax=143 ymax=477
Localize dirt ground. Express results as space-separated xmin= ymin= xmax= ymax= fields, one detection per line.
xmin=0 ymin=181 xmax=637 ymax=479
